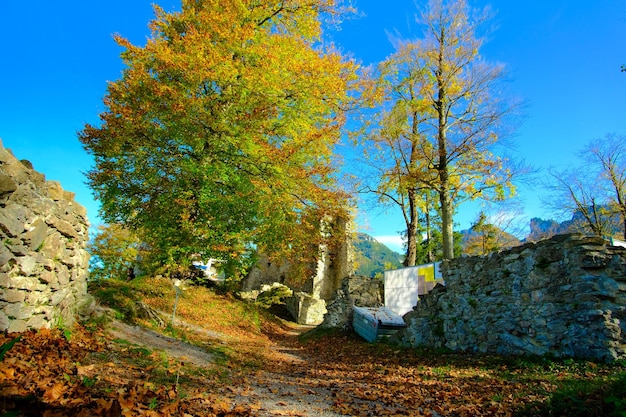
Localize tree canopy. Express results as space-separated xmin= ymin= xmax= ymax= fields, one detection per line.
xmin=80 ymin=0 xmax=360 ymax=273
xmin=360 ymin=0 xmax=521 ymax=262
xmin=462 ymin=212 xmax=520 ymax=256
xmin=87 ymin=223 xmax=142 ymax=281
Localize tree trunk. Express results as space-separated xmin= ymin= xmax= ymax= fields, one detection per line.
xmin=404 ymin=228 xmax=417 ymax=267
xmin=435 ymin=25 xmax=454 ymax=260
xmin=404 ymin=188 xmax=419 ymax=266
xmin=439 ymin=188 xmax=454 ymax=259
xmin=404 ymin=111 xmax=422 ymax=267
xmin=619 ymin=204 xmax=626 ymax=239
xmin=425 ymin=193 xmax=433 ymax=263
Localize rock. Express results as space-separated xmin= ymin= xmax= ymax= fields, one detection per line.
xmin=76 ymin=295 xmax=96 ymax=321
xmin=1 ymin=289 xmax=25 ymax=303
xmin=0 ymin=311 xmax=9 ymax=330
xmin=46 ymin=216 xmax=78 ymax=239
xmin=9 ymin=276 xmax=42 ymax=291
xmin=26 ymin=314 xmax=48 ymax=330
xmin=0 ymin=244 xmax=12 ymax=266
xmin=286 ymin=292 xmax=327 ymax=325
xmin=45 ymin=181 xmax=65 ymax=201
xmin=0 ymin=172 xmax=17 ymax=195
xmin=7 ymin=319 xmax=28 ymax=333
xmin=40 ymin=231 xmax=66 ymax=260
xmin=15 ymin=256 xmax=38 ymax=276
xmin=5 ymin=303 xmax=34 ymax=320
xmin=0 ymin=273 xmax=9 ymax=287
xmin=23 ymin=218 xmax=48 ymax=251
xmin=0 ymin=203 xmax=27 ymax=237
xmin=320 ymin=275 xmax=382 ymax=330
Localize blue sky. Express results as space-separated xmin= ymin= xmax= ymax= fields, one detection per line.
xmin=1 ymin=1 xmax=625 ymax=253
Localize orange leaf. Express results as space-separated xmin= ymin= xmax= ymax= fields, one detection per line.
xmin=77 ymin=364 xmax=96 ymax=375
xmin=0 ymin=366 xmax=16 ymax=379
xmin=43 ymin=382 xmax=66 ymax=402
xmin=117 ymin=393 xmax=134 ymax=412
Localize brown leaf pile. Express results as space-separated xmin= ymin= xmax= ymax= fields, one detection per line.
xmin=259 ymin=333 xmax=537 ymax=417
xmin=1 ymin=319 xmax=622 ymax=416
xmin=0 ymin=328 xmax=254 ymax=416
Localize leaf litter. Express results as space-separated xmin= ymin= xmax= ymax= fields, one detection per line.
xmin=1 ymin=296 xmax=624 ymax=416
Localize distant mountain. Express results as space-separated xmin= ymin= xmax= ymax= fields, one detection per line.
xmin=353 ymin=233 xmax=404 ymax=278
xmin=526 ymin=217 xmax=572 ymax=241
xmin=358 ymin=210 xmax=621 ymax=267
xmin=527 ymin=208 xmax=622 ymax=242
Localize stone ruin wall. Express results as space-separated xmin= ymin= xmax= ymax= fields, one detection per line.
xmin=319 ymin=275 xmax=383 ymax=330
xmin=0 ymin=139 xmax=92 ymax=332
xmin=243 ymin=216 xmax=355 ymax=325
xmin=396 ymin=234 xmax=626 ymax=361
xmin=303 ymin=216 xmax=354 ymax=301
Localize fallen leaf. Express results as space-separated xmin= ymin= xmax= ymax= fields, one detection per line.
xmin=77 ymin=364 xmax=96 ymax=375
xmin=43 ymin=382 xmax=66 ymax=402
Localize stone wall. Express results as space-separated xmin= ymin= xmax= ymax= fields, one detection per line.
xmin=244 ymin=217 xmax=354 ymax=298
xmin=243 ymin=216 xmax=355 ymax=325
xmin=396 ymin=234 xmax=626 ymax=361
xmin=287 ymin=292 xmax=329 ymax=325
xmin=241 ymin=254 xmax=292 ymax=292
xmin=303 ymin=216 xmax=354 ymax=301
xmin=320 ymin=275 xmax=383 ymax=330
xmin=0 ymin=139 xmax=92 ymax=332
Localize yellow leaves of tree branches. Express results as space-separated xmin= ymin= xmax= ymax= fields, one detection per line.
xmin=80 ymin=0 xmax=360 ymax=271
xmin=362 ymin=0 xmax=522 ymax=260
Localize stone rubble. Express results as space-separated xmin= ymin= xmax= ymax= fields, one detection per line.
xmin=319 ymin=275 xmax=383 ymax=330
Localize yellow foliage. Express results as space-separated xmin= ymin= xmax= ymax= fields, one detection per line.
xmin=80 ymin=0 xmax=361 ymax=271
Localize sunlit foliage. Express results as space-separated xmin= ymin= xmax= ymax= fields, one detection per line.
xmin=87 ymin=223 xmax=142 ymax=281
xmin=80 ymin=0 xmax=360 ymax=274
xmin=361 ymin=0 xmax=522 ymax=261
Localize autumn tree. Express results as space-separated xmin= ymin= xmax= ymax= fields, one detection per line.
xmin=88 ymin=223 xmax=142 ymax=280
xmin=462 ymin=211 xmax=520 ymax=256
xmin=414 ymin=228 xmax=463 ymax=263
xmin=587 ymin=134 xmax=626 ymax=239
xmin=545 ymin=133 xmax=626 ymax=239
xmin=79 ymin=1 xmax=359 ymax=275
xmin=358 ymin=41 xmax=439 ymax=266
xmin=362 ymin=0 xmax=521 ymax=261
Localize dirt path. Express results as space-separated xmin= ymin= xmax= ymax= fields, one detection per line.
xmin=108 ymin=321 xmax=215 ymax=367
xmin=107 ymin=316 xmax=344 ymax=416
xmin=222 ymin=350 xmax=344 ymax=416
xmin=221 ymin=326 xmax=345 ymax=417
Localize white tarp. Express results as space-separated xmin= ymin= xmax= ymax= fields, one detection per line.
xmin=384 ymin=266 xmax=419 ymax=317
xmin=384 ymin=263 xmax=443 ymax=316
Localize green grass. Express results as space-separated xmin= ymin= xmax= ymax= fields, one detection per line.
xmin=517 ymin=371 xmax=626 ymax=416
xmin=463 ymin=354 xmax=626 ymax=416
xmin=88 ymin=279 xmax=145 ymax=323
xmin=298 ymin=326 xmax=342 ymax=342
